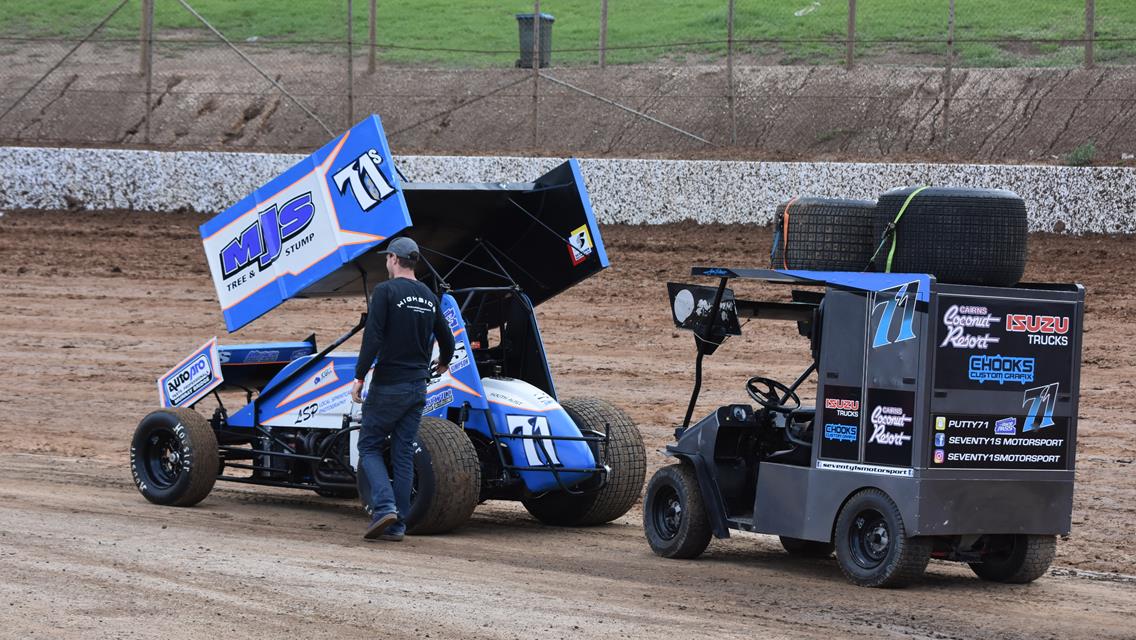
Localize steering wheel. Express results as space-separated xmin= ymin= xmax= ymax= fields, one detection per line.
xmin=745 ymin=376 xmax=801 ymax=414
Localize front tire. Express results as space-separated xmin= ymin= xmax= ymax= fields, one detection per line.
xmin=969 ymin=534 xmax=1056 ymax=583
xmin=521 ymin=398 xmax=646 ymax=526
xmin=130 ymin=408 xmax=218 ymax=507
xmin=834 ymin=489 xmax=931 ymax=587
xmin=643 ymin=463 xmax=712 ymax=559
xmin=403 ymin=417 xmax=481 ymax=534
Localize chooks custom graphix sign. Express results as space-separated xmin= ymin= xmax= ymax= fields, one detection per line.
xmin=200 ymin=115 xmax=411 ymax=332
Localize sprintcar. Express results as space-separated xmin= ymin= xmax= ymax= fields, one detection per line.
xmin=131 ymin=116 xmax=646 ymax=533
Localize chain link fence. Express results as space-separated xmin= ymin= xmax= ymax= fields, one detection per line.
xmin=1 ymin=0 xmax=1134 ymax=160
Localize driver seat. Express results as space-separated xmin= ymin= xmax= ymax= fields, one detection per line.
xmin=766 ymin=407 xmax=814 ymax=467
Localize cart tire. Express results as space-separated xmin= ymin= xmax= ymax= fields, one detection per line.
xmin=834 ymin=488 xmax=931 ymax=587
xmin=403 ymin=417 xmax=481 ymax=534
xmin=968 ymin=534 xmax=1056 ymax=583
xmin=780 ymin=536 xmax=835 ymax=558
xmin=770 ymin=197 xmax=877 ymax=271
xmin=521 ymin=398 xmax=646 ymax=526
xmin=643 ymin=463 xmax=712 ymax=559
xmin=872 ymin=186 xmax=1028 ymax=286
xmin=130 ymin=408 xmax=218 ymax=507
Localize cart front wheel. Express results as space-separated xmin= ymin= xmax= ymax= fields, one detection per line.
xmin=643 ymin=463 xmax=711 ymax=559
xmin=969 ymin=534 xmax=1056 ymax=583
xmin=834 ymin=489 xmax=931 ymax=587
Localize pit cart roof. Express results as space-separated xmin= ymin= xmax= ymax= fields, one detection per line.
xmin=692 ymin=267 xmax=935 ymax=301
xmin=691 ymin=267 xmax=1082 ymax=300
xmin=200 ymin=114 xmax=607 ymax=332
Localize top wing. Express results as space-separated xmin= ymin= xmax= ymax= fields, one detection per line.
xmin=199 ymin=115 xmax=411 ymax=332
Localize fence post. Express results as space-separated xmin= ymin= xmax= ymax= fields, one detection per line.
xmin=141 ymin=0 xmax=154 ymax=143
xmin=532 ymin=0 xmax=540 ymax=148
xmin=368 ymin=0 xmax=377 ymax=74
xmin=846 ymin=0 xmax=856 ymax=70
xmin=599 ymin=0 xmax=608 ymax=69
xmin=727 ymin=0 xmax=736 ymax=145
xmin=347 ymin=0 xmax=354 ymax=126
xmin=1084 ymin=0 xmax=1095 ymax=69
xmin=943 ymin=0 xmax=955 ymax=146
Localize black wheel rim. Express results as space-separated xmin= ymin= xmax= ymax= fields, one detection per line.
xmin=848 ymin=508 xmax=891 ymax=569
xmin=652 ymin=485 xmax=683 ymax=540
xmin=143 ymin=428 xmax=183 ymax=489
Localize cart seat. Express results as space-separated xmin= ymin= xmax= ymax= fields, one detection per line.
xmin=767 ymin=407 xmax=814 ymax=466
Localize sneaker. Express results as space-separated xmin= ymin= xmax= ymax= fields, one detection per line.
xmin=363 ymin=511 xmax=398 ymax=540
xmin=377 ymin=526 xmax=405 ymax=542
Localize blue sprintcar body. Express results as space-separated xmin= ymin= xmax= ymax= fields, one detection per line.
xmin=157 ymin=114 xmax=610 ymax=496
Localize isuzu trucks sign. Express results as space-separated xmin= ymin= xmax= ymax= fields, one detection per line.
xmin=200 ymin=115 xmax=411 ymax=332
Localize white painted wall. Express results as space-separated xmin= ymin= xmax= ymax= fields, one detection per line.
xmin=2 ymin=146 xmax=1132 ymax=233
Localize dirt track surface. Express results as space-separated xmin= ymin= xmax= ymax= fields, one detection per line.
xmin=1 ymin=211 xmax=1135 ymax=638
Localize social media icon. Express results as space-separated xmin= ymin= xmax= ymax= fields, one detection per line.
xmin=934 ymin=449 xmax=945 ymax=464
xmin=934 ymin=433 xmax=945 ymax=447
xmin=935 ymin=416 xmax=946 ymax=431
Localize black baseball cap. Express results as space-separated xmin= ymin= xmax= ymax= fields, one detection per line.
xmin=380 ymin=236 xmax=420 ymax=259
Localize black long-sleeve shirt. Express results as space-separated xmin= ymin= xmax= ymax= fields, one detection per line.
xmin=354 ymin=277 xmax=455 ymax=385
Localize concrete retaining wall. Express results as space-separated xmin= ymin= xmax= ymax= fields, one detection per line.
xmin=2 ymin=146 xmax=1133 ymax=233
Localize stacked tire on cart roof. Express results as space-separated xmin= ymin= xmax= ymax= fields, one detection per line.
xmin=871 ymin=186 xmax=1028 ymax=286
xmin=770 ymin=197 xmax=877 ymax=271
xmin=770 ymin=187 xmax=1028 ymax=287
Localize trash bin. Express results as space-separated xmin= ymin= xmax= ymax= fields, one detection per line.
xmin=515 ymin=12 xmax=554 ymax=68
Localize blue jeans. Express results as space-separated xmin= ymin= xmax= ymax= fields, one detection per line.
xmin=357 ymin=379 xmax=426 ymax=530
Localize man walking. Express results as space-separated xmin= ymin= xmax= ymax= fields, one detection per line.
xmin=350 ymin=237 xmax=455 ymax=541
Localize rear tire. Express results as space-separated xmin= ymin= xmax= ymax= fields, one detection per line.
xmin=872 ymin=186 xmax=1027 ymax=286
xmin=130 ymin=408 xmax=218 ymax=507
xmin=403 ymin=417 xmax=481 ymax=534
xmin=834 ymin=489 xmax=931 ymax=587
xmin=521 ymin=398 xmax=646 ymax=526
xmin=969 ymin=534 xmax=1056 ymax=583
xmin=643 ymin=463 xmax=712 ymax=559
xmin=780 ymin=536 xmax=835 ymax=558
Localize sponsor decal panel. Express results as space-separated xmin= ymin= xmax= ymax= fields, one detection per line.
xmin=158 ymin=338 xmax=223 ymax=408
xmin=819 ymin=384 xmax=862 ymax=461
xmin=506 ymin=414 xmax=562 ymax=467
xmin=824 ymin=423 xmax=858 ymax=443
xmin=1006 ymin=313 xmax=1070 ymax=346
xmin=816 ymin=460 xmax=915 ymax=477
xmin=567 ymin=224 xmax=595 ymax=266
xmin=864 ymin=389 xmax=916 ymax=467
xmin=967 ymin=354 xmax=1035 ymax=385
xmin=994 ymin=417 xmax=1017 ymax=436
xmin=940 ymin=304 xmax=1001 ymax=349
xmin=871 ymin=281 xmax=920 ymax=348
xmin=934 ymin=295 xmax=1078 ymax=392
xmin=424 ymin=388 xmax=454 ymax=414
xmin=931 ymin=412 xmax=1067 ymax=469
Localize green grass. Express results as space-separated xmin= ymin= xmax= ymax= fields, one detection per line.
xmin=2 ymin=0 xmax=1135 ymax=67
